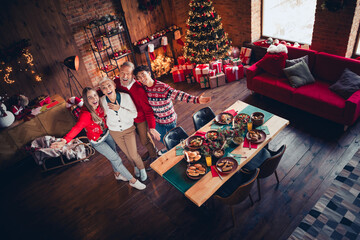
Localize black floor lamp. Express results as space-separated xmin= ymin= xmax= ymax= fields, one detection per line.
xmin=63 ymin=56 xmax=83 ymax=97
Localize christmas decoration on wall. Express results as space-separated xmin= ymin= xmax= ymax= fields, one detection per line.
xmin=150 ymin=54 xmax=174 ymax=78
xmin=138 ymin=0 xmax=161 ymax=12
xmin=0 ymin=39 xmax=42 ymax=84
xmin=183 ymin=0 xmax=231 ymax=64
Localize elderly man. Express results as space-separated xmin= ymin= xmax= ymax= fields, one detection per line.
xmin=114 ymin=62 xmax=160 ymax=166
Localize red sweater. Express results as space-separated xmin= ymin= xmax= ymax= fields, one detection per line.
xmin=63 ymin=106 xmax=107 ymax=142
xmin=114 ymin=77 xmax=156 ymax=129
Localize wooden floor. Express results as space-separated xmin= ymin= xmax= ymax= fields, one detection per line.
xmin=1 ymin=75 xmax=360 ymax=240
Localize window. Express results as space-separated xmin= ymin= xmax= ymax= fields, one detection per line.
xmin=262 ymin=0 xmax=317 ymax=45
xmin=356 ymin=38 xmax=360 ymax=56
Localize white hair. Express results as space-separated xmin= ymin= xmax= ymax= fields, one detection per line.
xmin=98 ymin=76 xmax=115 ymax=87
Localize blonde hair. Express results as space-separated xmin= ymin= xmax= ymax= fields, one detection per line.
xmin=82 ymin=87 xmax=103 ymax=124
xmin=98 ymin=76 xmax=115 ymax=88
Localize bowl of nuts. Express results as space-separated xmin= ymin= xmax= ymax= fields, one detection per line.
xmin=251 ymin=112 xmax=264 ymax=127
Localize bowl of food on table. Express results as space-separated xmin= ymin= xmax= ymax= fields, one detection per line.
xmin=186 ymin=136 xmax=204 ymax=150
xmin=234 ymin=113 xmax=250 ymax=125
xmin=216 ymin=157 xmax=238 ymax=175
xmin=215 ymin=112 xmax=233 ymax=125
xmin=212 ymin=148 xmax=225 ymax=159
xmin=205 ymin=130 xmax=220 ymax=141
xmin=184 ymin=150 xmax=201 ymax=163
xmin=232 ymin=136 xmax=244 ymax=145
xmin=186 ymin=163 xmax=207 ymax=180
xmin=246 ymin=129 xmax=266 ymax=144
xmin=251 ymin=112 xmax=264 ymax=127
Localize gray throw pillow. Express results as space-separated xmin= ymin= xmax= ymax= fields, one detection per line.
xmin=285 ymin=55 xmax=309 ymax=67
xmin=329 ymin=68 xmax=360 ymax=99
xmin=283 ymin=60 xmax=315 ymax=88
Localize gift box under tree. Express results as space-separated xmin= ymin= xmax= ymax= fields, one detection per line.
xmin=177 ymin=56 xmax=186 ymax=65
xmin=183 ymin=62 xmax=195 ymax=76
xmin=240 ymin=47 xmax=252 ymax=65
xmin=224 ymin=65 xmax=244 ymax=82
xmin=172 ymin=70 xmax=185 ymax=83
xmin=194 ymin=64 xmax=209 ymax=83
xmin=199 ymin=75 xmax=210 ymax=88
xmin=210 ymin=60 xmax=222 ymax=75
xmin=231 ymin=58 xmax=242 ymax=66
xmin=209 ymin=72 xmax=226 ymax=88
xmin=186 ymin=74 xmax=196 ymax=84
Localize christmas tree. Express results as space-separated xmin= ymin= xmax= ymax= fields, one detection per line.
xmin=183 ymin=0 xmax=231 ymax=64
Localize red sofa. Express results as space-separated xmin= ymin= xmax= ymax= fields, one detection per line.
xmin=246 ymin=46 xmax=360 ymax=127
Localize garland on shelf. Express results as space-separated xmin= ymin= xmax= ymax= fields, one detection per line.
xmin=133 ymin=25 xmax=180 ymax=46
xmin=138 ymin=0 xmax=161 ymax=12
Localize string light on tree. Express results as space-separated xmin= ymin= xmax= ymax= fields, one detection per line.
xmin=184 ymin=0 xmax=231 ymax=64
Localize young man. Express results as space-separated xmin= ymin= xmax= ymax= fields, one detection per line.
xmin=133 ymin=65 xmax=211 ymax=144
xmin=114 ymin=62 xmax=160 ymax=164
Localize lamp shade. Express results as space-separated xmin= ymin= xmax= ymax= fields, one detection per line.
xmin=63 ymin=56 xmax=79 ymax=71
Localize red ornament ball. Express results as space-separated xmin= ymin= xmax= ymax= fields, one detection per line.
xmin=204 ymin=24 xmax=207 ymax=28
xmin=192 ymin=53 xmax=194 ymax=56
xmin=206 ymin=49 xmax=209 ymax=52
xmin=201 ymin=5 xmax=203 ymax=8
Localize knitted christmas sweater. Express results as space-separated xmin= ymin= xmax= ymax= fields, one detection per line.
xmin=143 ymin=80 xmax=199 ymax=125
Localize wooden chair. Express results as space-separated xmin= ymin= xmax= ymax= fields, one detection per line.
xmin=192 ymin=106 xmax=216 ymax=131
xmin=163 ymin=126 xmax=188 ymax=151
xmin=214 ymin=168 xmax=260 ymax=228
xmin=257 ymin=144 xmax=286 ymax=200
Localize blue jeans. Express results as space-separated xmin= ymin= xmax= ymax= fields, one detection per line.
xmin=156 ymin=120 xmax=177 ymax=144
xmin=91 ymin=133 xmax=133 ymax=181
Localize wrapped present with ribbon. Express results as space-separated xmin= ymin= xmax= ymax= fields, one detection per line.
xmin=199 ymin=75 xmax=210 ymax=88
xmin=172 ymin=70 xmax=185 ymax=83
xmin=224 ymin=65 xmax=244 ymax=82
xmin=186 ymin=74 xmax=196 ymax=84
xmin=222 ymin=56 xmax=232 ymax=67
xmin=240 ymin=47 xmax=252 ymax=65
xmin=231 ymin=58 xmax=242 ymax=66
xmin=209 ymin=72 xmax=226 ymax=88
xmin=195 ymin=64 xmax=209 ymax=83
xmin=183 ymin=62 xmax=195 ymax=76
xmin=177 ymin=56 xmax=186 ymax=65
xmin=210 ymin=60 xmax=222 ymax=74
xmin=209 ymin=69 xmax=216 ymax=77
xmin=171 ymin=65 xmax=180 ymax=73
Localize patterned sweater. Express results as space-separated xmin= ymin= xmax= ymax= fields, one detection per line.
xmin=143 ymin=80 xmax=199 ymax=125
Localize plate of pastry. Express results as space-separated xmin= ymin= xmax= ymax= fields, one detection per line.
xmin=186 ymin=163 xmax=207 ymax=180
xmin=216 ymin=157 xmax=238 ymax=175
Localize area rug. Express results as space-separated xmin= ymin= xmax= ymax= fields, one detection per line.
xmin=289 ymin=149 xmax=360 ymax=240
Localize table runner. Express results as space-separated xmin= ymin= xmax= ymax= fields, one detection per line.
xmin=162 ymin=105 xmax=274 ymax=193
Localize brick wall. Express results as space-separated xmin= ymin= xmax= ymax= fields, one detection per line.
xmin=311 ymin=0 xmax=360 ymax=57
xmin=60 ymin=0 xmax=121 ymax=87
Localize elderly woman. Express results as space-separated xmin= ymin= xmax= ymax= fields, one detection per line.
xmin=50 ymin=87 xmax=145 ymax=190
xmin=98 ymin=77 xmax=147 ymax=182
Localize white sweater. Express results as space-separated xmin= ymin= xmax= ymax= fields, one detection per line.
xmin=100 ymin=92 xmax=137 ymax=132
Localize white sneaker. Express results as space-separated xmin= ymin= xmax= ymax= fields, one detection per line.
xmin=129 ymin=180 xmax=146 ymax=190
xmin=114 ymin=173 xmax=127 ymax=181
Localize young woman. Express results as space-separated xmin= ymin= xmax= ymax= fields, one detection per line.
xmin=50 ymin=87 xmax=145 ymax=190
xmin=133 ymin=65 xmax=212 ymax=143
xmin=98 ymin=78 xmax=147 ymax=181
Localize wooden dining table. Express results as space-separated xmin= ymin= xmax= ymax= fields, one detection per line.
xmin=150 ymin=100 xmax=290 ymax=207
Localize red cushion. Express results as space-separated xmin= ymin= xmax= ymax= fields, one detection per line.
xmin=293 ymin=80 xmax=345 ymax=117
xmin=257 ymin=52 xmax=288 ymax=77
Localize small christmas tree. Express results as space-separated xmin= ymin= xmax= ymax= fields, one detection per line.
xmin=183 ymin=0 xmax=232 ymax=64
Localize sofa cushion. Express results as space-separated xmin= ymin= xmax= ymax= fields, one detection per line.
xmin=293 ymin=80 xmax=345 ymax=117
xmin=314 ymin=52 xmax=360 ymax=83
xmin=257 ymin=52 xmax=288 ymax=77
xmin=329 ymin=68 xmax=360 ymax=99
xmin=252 ymin=73 xmax=295 ymax=102
xmin=287 ymin=46 xmax=317 ymax=71
xmin=283 ymin=60 xmax=315 ymax=88
xmin=286 ymin=55 xmax=309 ymax=67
